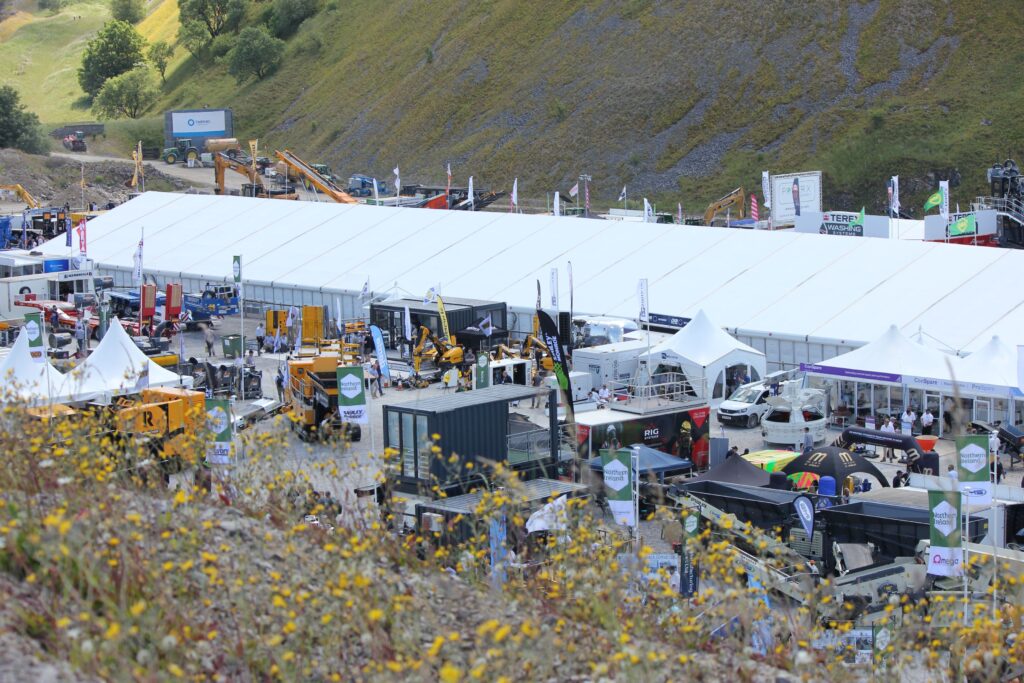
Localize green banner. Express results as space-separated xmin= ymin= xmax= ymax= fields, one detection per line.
xmin=601 ymin=448 xmax=634 ymax=527
xmin=947 ymin=214 xmax=976 ymax=237
xmin=336 ymin=366 xmax=368 ymax=424
xmin=928 ymin=490 xmax=962 ymax=577
xmin=24 ymin=312 xmax=44 ymax=364
xmin=475 ymin=353 xmax=490 ymax=390
xmin=923 ymin=190 xmax=943 ymax=211
xmin=205 ymin=398 xmax=233 ymax=464
xmin=232 ymin=255 xmax=242 ymax=283
xmin=957 ymin=434 xmax=992 ymax=503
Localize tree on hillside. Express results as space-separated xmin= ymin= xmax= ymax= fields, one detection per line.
xmin=179 ymin=0 xmax=245 ymax=39
xmin=111 ymin=0 xmax=146 ymax=24
xmin=271 ymin=0 xmax=319 ymax=38
xmin=77 ymin=20 xmax=147 ymax=98
xmin=229 ymin=27 xmax=284 ymax=83
xmin=177 ymin=20 xmax=209 ymax=58
xmin=147 ymin=41 xmax=174 ymax=82
xmin=92 ymin=66 xmax=157 ymax=119
xmin=0 ymin=86 xmax=48 ymax=154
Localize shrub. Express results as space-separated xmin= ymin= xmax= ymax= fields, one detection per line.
xmin=271 ymin=0 xmax=319 ymax=37
xmin=111 ymin=0 xmax=146 ymax=24
xmin=228 ymin=26 xmax=284 ymax=82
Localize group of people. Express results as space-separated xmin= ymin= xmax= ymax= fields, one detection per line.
xmin=586 ymin=384 xmax=612 ymax=409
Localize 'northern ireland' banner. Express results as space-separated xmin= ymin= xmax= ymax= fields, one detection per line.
xmin=337 ymin=366 xmax=368 ymax=424
xmin=928 ymin=490 xmax=963 ymax=577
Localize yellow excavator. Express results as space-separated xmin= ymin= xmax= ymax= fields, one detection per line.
xmin=214 ymin=153 xmax=298 ymax=200
xmin=412 ymin=325 xmax=464 ymax=374
xmin=703 ymin=187 xmax=746 ymax=226
xmin=274 ymin=149 xmax=360 ymax=204
xmin=0 ymin=184 xmax=40 ymax=209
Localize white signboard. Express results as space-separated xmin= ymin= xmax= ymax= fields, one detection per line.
xmin=170 ymin=110 xmax=228 ymax=137
xmin=770 ymin=172 xmax=822 ymax=227
xmin=923 ymin=210 xmax=998 ymax=241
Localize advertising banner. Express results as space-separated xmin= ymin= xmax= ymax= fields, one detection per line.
xmin=947 ymin=214 xmax=976 ymax=237
xmin=536 ymin=309 xmax=574 ymax=425
xmin=205 ymin=398 xmax=233 ymax=464
xmin=769 ymin=172 xmax=822 ymax=227
xmin=577 ymin=405 xmax=711 ymax=466
xmin=679 ymin=508 xmax=700 ymax=597
xmin=638 ymin=278 xmax=649 ymax=323
xmin=43 ymin=259 xmax=70 ymax=273
xmin=601 ymin=448 xmax=635 ymax=527
xmin=170 ymin=110 xmax=228 ymax=137
xmin=437 ymin=295 xmax=451 ymax=342
xmin=928 ymin=490 xmax=963 ymax=577
xmin=336 ymin=366 xmax=368 ymax=424
xmin=369 ymin=325 xmax=391 ymax=381
xmin=550 ymin=267 xmax=558 ymax=311
xmin=793 ymin=495 xmax=815 ymax=538
xmin=232 ymin=255 xmax=242 ymax=283
xmin=475 ymin=353 xmax=491 ymax=390
xmin=165 ymin=283 xmax=183 ymax=319
xmin=923 ymin=210 xmax=996 ymax=240
xmin=24 ymin=312 xmax=44 ymax=364
xmin=957 ymin=434 xmax=992 ymax=504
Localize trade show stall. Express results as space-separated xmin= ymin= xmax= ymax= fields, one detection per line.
xmin=637 ymin=309 xmax=766 ymax=404
xmin=0 ymin=328 xmax=74 ymax=404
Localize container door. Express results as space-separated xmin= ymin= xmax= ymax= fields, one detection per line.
xmin=974 ymin=399 xmax=992 ymax=424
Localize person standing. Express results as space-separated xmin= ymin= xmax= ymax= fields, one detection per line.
xmin=255 ymin=322 xmax=265 ymax=356
xmin=204 ymin=325 xmax=216 ymax=357
xmin=801 ymin=426 xmax=814 ymax=454
xmin=947 ymin=464 xmax=959 ymax=481
xmin=275 ymin=366 xmax=285 ymax=402
xmin=901 ymin=407 xmax=916 ymax=434
xmin=530 ymin=370 xmax=543 ymax=408
xmin=892 ymin=470 xmax=904 ymax=488
xmin=921 ymin=409 xmax=934 ymax=436
xmin=373 ymin=359 xmax=384 ymax=396
xmin=74 ymin=317 xmax=88 ymax=358
xmin=880 ymin=416 xmax=896 ymax=462
xmin=49 ymin=305 xmax=60 ymax=331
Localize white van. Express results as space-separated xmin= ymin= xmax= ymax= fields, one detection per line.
xmin=716 ymin=371 xmax=798 ymax=429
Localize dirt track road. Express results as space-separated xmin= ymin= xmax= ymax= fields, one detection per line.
xmin=50 ymin=150 xmax=241 ymax=191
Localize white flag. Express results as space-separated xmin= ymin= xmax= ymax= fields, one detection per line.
xmin=761 ymin=171 xmax=771 ymax=208
xmin=481 ymin=313 xmax=493 ymax=337
xmin=618 ymin=185 xmax=626 ymax=202
xmin=511 ymin=177 xmax=518 ymax=207
xmin=550 ymin=267 xmax=558 ymax=310
xmin=643 ymin=198 xmax=653 ymax=223
xmin=393 ymin=167 xmax=400 ymax=196
xmin=360 ymin=278 xmax=369 ymax=300
xmin=404 ymin=305 xmax=413 ymax=341
xmin=939 ymin=180 xmax=950 ymax=221
xmin=638 ymin=278 xmax=649 ymax=323
xmin=132 ymin=235 xmax=144 ymax=285
xmin=569 ymin=182 xmax=579 ymax=198
xmin=553 ymin=191 xmax=561 ymax=217
xmin=335 ymin=298 xmax=343 ymax=334
xmin=372 ymin=177 xmax=379 ymax=202
xmin=468 ymin=176 xmax=474 ymax=210
xmin=891 ymin=175 xmax=901 ymax=216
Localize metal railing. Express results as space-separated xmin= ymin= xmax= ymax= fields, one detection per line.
xmin=608 ymin=372 xmax=706 ymax=414
xmin=507 ymin=428 xmax=551 ymax=465
xmin=975 ymin=196 xmax=1024 ymax=226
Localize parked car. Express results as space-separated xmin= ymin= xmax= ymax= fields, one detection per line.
xmin=717 ymin=382 xmax=772 ymax=428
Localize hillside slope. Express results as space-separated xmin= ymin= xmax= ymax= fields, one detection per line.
xmin=3 ymin=0 xmax=1023 ymax=210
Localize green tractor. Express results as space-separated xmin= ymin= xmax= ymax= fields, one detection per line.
xmin=162 ymin=138 xmax=201 ymax=165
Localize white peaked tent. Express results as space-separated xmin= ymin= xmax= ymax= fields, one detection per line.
xmin=638 ymin=309 xmax=766 ymax=402
xmin=958 ymin=336 xmax=1022 ymax=396
xmin=0 ymin=328 xmax=72 ymax=404
xmin=66 ymin=318 xmax=189 ymax=398
xmin=806 ymin=325 xmax=956 ymax=388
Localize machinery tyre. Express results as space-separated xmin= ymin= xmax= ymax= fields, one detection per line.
xmin=747 ymin=414 xmax=759 ymax=429
xmin=164 ymin=152 xmax=177 ymax=164
xmin=186 ymin=150 xmax=199 ymax=163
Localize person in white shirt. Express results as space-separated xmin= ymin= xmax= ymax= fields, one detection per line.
xmin=597 ymin=384 xmax=611 ymax=409
xmin=901 ymin=408 xmax=916 ymax=434
xmin=880 ymin=416 xmax=896 ymax=462
xmin=947 ymin=464 xmax=959 ymax=480
xmin=920 ymin=409 xmax=934 ymax=435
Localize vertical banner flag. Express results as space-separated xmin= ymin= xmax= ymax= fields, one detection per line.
xmin=436 ymin=295 xmax=451 ymax=342
xmin=643 ymin=198 xmax=653 ymax=222
xmin=928 ymin=490 xmax=963 ymax=576
xmin=489 ymin=515 xmax=508 ymax=589
xmin=76 ymin=219 xmax=87 ymax=256
xmin=335 ymin=297 xmax=343 ymax=335
xmin=24 ymin=312 xmax=44 ymax=364
xmin=468 ymin=176 xmax=474 ymax=210
xmin=638 ymin=278 xmax=649 ymax=323
xmin=791 ymin=177 xmax=801 ymax=216
xmin=403 ymin=305 xmax=413 ymax=343
xmin=205 ymin=398 xmax=233 ymax=464
xmin=369 ymin=324 xmax=391 ymax=381
xmin=887 ymin=178 xmax=894 ymax=216
xmin=751 ymin=194 xmax=759 ymax=222
xmin=336 ymin=366 xmax=368 ymax=424
xmin=65 ymin=218 xmax=72 ymax=247
xmin=511 ymin=177 xmax=518 ymax=211
xmin=939 ymin=179 xmax=950 ymax=221
xmin=550 ymin=267 xmax=558 ymax=311
xmin=480 ymin=313 xmax=493 ymax=337
xmin=569 ymin=182 xmax=579 ymax=198
xmin=957 ymin=434 xmax=992 ymax=504
xmin=584 ymin=179 xmax=590 ymax=216
xmin=360 ymin=278 xmax=370 ymax=300
xmin=372 ymin=178 xmax=379 ymax=203
xmin=679 ymin=509 xmax=700 ymax=597
xmin=446 ymin=162 xmax=452 ymax=194
xmin=761 ymin=171 xmax=771 ymax=208
xmin=536 ymin=309 xmax=574 ymax=424
xmin=553 ymin=191 xmax=561 ymax=216
xmin=393 ymin=167 xmax=400 ymax=196
xmin=793 ymin=495 xmax=815 ymax=538
xmin=232 ymin=255 xmax=241 ymax=283
xmin=677 ymin=202 xmax=683 ymax=225
xmin=567 ymin=260 xmax=574 ymax=322
xmin=475 ymin=352 xmax=491 ymax=389
xmin=601 ymin=448 xmax=636 ymax=527
xmin=618 ymin=186 xmax=627 ymax=202
xmin=132 ymin=232 xmax=144 ymax=285
xmin=891 ymin=175 xmax=900 ymax=216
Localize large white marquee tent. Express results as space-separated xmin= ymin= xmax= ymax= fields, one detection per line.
xmin=39 ymin=192 xmax=1024 ymax=373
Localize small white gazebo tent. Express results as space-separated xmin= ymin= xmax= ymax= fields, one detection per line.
xmin=638 ymin=309 xmax=766 ymax=403
xmin=67 ymin=318 xmax=189 ymax=398
xmin=0 ymin=328 xmax=72 ymax=404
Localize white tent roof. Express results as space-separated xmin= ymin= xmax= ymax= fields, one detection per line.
xmin=0 ymin=328 xmax=72 ymax=404
xmin=958 ymin=336 xmax=1021 ymax=396
xmin=68 ymin=318 xmax=186 ymax=396
xmin=37 ymin=191 xmax=1024 ymax=353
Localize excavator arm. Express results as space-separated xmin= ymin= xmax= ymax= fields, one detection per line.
xmin=703 ymin=187 xmax=746 ymax=226
xmin=274 ymin=149 xmax=359 ymax=204
xmin=0 ymin=184 xmax=40 ymax=209
xmin=214 ymin=153 xmax=261 ymax=195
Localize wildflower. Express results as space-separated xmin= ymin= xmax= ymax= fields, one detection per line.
xmin=368 ymin=609 xmax=384 ymax=622
xmin=439 ymin=662 xmax=462 ymax=683
xmin=130 ymin=600 xmax=146 ymax=617
xmin=104 ymin=622 xmax=121 ymax=640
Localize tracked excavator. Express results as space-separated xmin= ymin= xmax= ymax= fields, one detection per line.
xmin=274 ymin=150 xmax=360 ymax=204
xmin=703 ymin=187 xmax=746 ymax=226
xmin=214 ymin=153 xmax=298 ymax=200
xmin=411 ymin=325 xmax=464 ymax=374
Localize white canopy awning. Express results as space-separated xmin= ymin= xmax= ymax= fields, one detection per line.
xmin=957 ymin=336 xmax=1022 ymax=397
xmin=67 ymin=318 xmax=189 ymax=397
xmin=0 ymin=328 xmax=73 ymax=404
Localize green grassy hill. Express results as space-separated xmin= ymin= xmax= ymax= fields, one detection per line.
xmin=2 ymin=0 xmax=1023 ymax=211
